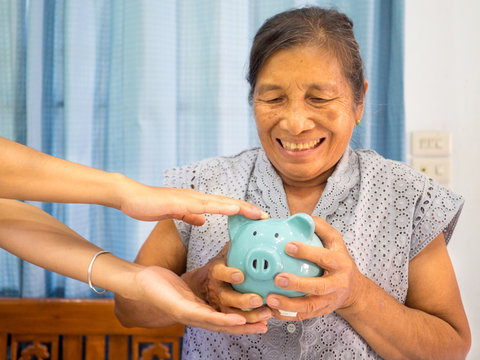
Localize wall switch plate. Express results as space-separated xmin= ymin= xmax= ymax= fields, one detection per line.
xmin=411 ymin=157 xmax=450 ymax=184
xmin=411 ymin=131 xmax=451 ymax=156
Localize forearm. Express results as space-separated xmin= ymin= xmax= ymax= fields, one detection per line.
xmin=0 ymin=137 xmax=126 ymax=208
xmin=0 ymin=199 xmax=142 ymax=299
xmin=337 ymin=276 xmax=469 ymax=360
xmin=0 ymin=204 xmax=177 ymax=327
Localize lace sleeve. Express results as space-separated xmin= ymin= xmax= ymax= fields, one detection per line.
xmin=410 ymin=178 xmax=464 ymax=259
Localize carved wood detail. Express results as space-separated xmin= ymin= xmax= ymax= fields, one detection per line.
xmin=0 ymin=299 xmax=183 ymax=360
xmin=19 ymin=341 xmax=50 ymax=360
xmin=139 ymin=342 xmax=171 ymax=360
xmin=10 ymin=335 xmax=59 ymax=360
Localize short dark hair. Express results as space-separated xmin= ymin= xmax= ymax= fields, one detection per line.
xmin=247 ymin=7 xmax=365 ymax=106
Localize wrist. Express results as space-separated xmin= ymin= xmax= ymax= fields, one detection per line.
xmin=108 ymin=172 xmax=133 ymax=210
xmin=91 ymin=253 xmax=145 ymax=300
xmin=337 ymin=272 xmax=371 ymax=318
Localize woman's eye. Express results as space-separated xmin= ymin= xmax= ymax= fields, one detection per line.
xmin=266 ymin=97 xmax=283 ymax=103
xmin=310 ymin=97 xmax=326 ymax=103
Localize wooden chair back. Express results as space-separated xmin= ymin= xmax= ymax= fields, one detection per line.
xmin=0 ymin=298 xmax=183 ymax=360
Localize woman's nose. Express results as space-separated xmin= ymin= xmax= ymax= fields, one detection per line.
xmin=279 ymin=100 xmax=315 ymax=135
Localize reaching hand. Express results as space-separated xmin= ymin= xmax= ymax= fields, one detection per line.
xmin=265 ymin=216 xmax=366 ymax=321
xmin=133 ymin=266 xmax=268 ymax=334
xmin=118 ymin=181 xmax=267 ymax=225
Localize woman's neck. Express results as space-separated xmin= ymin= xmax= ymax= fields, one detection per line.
xmin=280 ymin=166 xmax=334 ymax=215
xmin=283 ymin=181 xmax=328 ymax=215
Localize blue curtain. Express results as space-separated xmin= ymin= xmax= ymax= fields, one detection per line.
xmin=0 ymin=0 xmax=404 ymax=298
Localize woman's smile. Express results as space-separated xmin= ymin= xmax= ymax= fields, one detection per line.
xmin=277 ymin=138 xmax=324 ymax=152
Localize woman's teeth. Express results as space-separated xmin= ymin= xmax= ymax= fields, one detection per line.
xmin=280 ymin=139 xmax=321 ymax=151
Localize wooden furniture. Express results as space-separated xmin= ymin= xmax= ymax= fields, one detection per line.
xmin=0 ymin=298 xmax=184 ymax=360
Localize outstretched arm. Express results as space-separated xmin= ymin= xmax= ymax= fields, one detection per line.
xmin=0 ymin=199 xmax=257 ymax=332
xmin=0 ymin=137 xmax=266 ymax=224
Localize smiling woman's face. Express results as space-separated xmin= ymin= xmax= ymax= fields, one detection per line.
xmin=253 ymin=45 xmax=366 ymax=188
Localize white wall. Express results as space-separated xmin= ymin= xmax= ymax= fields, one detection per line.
xmin=405 ymin=0 xmax=480 ymax=358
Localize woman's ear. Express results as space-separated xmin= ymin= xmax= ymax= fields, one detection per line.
xmin=355 ymin=80 xmax=369 ymax=124
xmin=286 ymin=213 xmax=315 ymax=238
xmin=228 ymin=215 xmax=251 ymax=241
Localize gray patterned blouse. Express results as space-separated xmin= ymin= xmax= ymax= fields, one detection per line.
xmin=164 ymin=146 xmax=464 ymax=360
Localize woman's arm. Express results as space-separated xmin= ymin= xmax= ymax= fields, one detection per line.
xmin=114 ymin=219 xmax=269 ymax=334
xmin=265 ymin=217 xmax=471 ymax=359
xmin=0 ymin=137 xmax=266 ymax=224
xmin=0 ymin=199 xmax=259 ymax=332
xmin=338 ymin=234 xmax=471 ymax=359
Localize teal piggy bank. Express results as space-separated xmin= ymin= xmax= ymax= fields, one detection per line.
xmin=227 ymin=213 xmax=324 ymax=302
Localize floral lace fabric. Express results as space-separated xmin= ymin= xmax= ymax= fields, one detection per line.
xmin=164 ymin=147 xmax=464 ymax=360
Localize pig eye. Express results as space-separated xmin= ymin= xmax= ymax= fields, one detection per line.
xmin=274 ymin=233 xmax=279 ymax=238
xmin=253 ymin=231 xmax=257 ymax=236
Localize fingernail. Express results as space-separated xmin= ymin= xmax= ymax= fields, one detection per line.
xmin=257 ymin=326 xmax=268 ymax=334
xmin=250 ymin=296 xmax=263 ymax=307
xmin=286 ymin=243 xmax=298 ymax=254
xmin=260 ymin=212 xmax=270 ymax=220
xmin=268 ymin=297 xmax=280 ymax=307
xmin=276 ymin=276 xmax=289 ymax=287
xmin=260 ymin=308 xmax=272 ymax=319
xmin=233 ymin=317 xmax=247 ymax=325
xmin=232 ymin=272 xmax=243 ymax=283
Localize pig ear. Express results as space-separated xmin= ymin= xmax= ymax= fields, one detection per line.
xmin=228 ymin=215 xmax=250 ymax=241
xmin=287 ymin=213 xmax=315 ymax=237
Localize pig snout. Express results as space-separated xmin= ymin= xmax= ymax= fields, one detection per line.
xmin=244 ymin=248 xmax=282 ymax=280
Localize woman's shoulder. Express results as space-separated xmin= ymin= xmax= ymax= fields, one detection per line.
xmin=353 ymin=148 xmax=425 ymax=184
xmin=352 ymin=148 xmax=464 ymax=254
xmin=165 ymin=147 xmax=260 ymax=174
xmin=163 ymin=147 xmax=261 ymax=191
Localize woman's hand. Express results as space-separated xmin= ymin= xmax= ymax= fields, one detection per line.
xmin=182 ymin=245 xmax=272 ymax=329
xmin=265 ymin=216 xmax=367 ymax=321
xmin=117 ymin=178 xmax=267 ymax=225
xmin=118 ymin=265 xmax=269 ymax=334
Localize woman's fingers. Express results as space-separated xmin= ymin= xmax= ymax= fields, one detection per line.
xmin=219 ymin=289 xmax=265 ymax=313
xmin=285 ymin=241 xmax=341 ymax=271
xmin=260 ymin=216 xmax=364 ymax=322
xmin=228 ymin=306 xmax=272 ymax=324
xmin=274 ymin=273 xmax=335 ymax=296
xmin=265 ymin=293 xmax=337 ymax=321
xmin=210 ymin=262 xmax=244 ymax=284
xmin=211 ymin=267 xmax=266 ymax=315
xmin=206 ymin=260 xmax=268 ymax=323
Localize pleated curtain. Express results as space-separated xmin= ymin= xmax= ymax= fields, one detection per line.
xmin=0 ymin=0 xmax=404 ymax=297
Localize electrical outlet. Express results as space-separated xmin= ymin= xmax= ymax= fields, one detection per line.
xmin=411 ymin=131 xmax=451 ymax=157
xmin=411 ymin=157 xmax=450 ymax=184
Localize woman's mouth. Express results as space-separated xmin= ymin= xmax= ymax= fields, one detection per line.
xmin=278 ymin=138 xmax=324 ymax=152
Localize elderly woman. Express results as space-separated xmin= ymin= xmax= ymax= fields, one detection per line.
xmin=115 ymin=7 xmax=471 ymax=359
